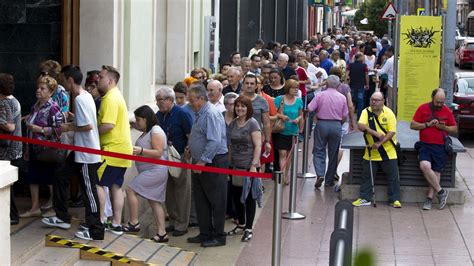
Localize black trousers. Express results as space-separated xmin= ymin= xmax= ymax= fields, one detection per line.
xmin=192 ymin=153 xmax=228 ymax=241
xmin=231 ymin=184 xmax=256 ymax=230
xmin=54 ymin=152 xmax=104 ymax=239
xmin=10 ymin=159 xmax=20 ymax=221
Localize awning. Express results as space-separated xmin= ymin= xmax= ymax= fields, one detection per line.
xmin=341 ymin=9 xmax=358 ymax=17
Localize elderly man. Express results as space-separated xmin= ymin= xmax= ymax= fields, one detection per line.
xmin=241 ymin=57 xmax=252 ymax=75
xmin=410 ymin=89 xmax=457 ymax=210
xmin=277 ymin=53 xmax=297 ymax=80
xmin=207 ymin=80 xmax=225 ymax=113
xmin=319 ymin=50 xmax=334 ymax=77
xmin=186 ymin=83 xmax=228 ymax=247
xmin=222 ymin=67 xmax=242 ymax=95
xmin=353 ymin=92 xmax=401 ymax=208
xmin=155 ymin=87 xmax=193 ymax=236
xmin=309 ymin=75 xmax=348 ymax=189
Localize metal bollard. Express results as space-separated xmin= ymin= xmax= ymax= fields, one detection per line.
xmin=272 ymin=171 xmax=283 ymax=266
xmin=298 ymin=109 xmax=316 ymax=179
xmin=282 ymin=135 xmax=306 ymax=220
xmin=329 ymin=200 xmax=354 ymax=266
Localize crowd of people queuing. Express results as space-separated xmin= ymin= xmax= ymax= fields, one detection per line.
xmin=1 ymin=27 xmax=456 ymax=247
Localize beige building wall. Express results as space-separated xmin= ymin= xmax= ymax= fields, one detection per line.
xmin=80 ymin=0 xmax=213 ymax=108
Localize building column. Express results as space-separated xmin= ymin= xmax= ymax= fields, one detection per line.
xmin=1 ymin=161 xmax=18 ymax=264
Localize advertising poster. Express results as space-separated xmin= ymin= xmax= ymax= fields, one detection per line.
xmin=398 ymin=16 xmax=442 ymax=121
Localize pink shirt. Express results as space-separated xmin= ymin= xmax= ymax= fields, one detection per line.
xmin=308 ymin=88 xmax=348 ymax=121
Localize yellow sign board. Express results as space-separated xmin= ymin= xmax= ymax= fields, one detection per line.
xmin=397 ymin=16 xmax=442 ymax=122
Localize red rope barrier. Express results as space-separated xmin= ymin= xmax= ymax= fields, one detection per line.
xmin=0 ymin=134 xmax=272 ymax=179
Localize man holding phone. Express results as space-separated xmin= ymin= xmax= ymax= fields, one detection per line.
xmin=410 ymin=88 xmax=458 ymax=210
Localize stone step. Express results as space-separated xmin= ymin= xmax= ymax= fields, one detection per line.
xmin=339 ymin=172 xmax=466 ymax=204
xmin=74 ymin=260 xmax=110 ymax=266
xmin=21 ymin=246 xmax=78 ymax=266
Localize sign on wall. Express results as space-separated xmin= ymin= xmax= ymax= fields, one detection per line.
xmin=397 ymin=16 xmax=442 ymax=121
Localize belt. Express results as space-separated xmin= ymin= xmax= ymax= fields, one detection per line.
xmin=317 ymin=118 xmax=342 ymax=122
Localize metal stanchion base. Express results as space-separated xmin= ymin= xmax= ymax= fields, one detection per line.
xmin=297 ymin=172 xmax=317 ymax=179
xmin=282 ymin=212 xmax=306 ymax=220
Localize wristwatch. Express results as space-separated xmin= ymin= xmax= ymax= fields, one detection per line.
xmin=41 ymin=127 xmax=45 ymax=134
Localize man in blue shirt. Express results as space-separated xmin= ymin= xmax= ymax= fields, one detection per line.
xmin=155 ymin=87 xmax=193 ymax=237
xmin=186 ymin=83 xmax=229 ymax=248
xmin=319 ymin=50 xmax=334 ymax=76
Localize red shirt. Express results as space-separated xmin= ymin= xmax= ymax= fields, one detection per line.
xmin=296 ymin=67 xmax=308 ymax=97
xmin=412 ymin=103 xmax=456 ymax=144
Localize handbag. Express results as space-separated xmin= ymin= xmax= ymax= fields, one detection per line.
xmin=35 ymin=127 xmax=66 ymax=163
xmin=231 ymin=167 xmax=247 ymax=186
xmin=272 ymin=97 xmax=285 ymax=133
xmin=367 ymin=109 xmax=405 ymax=166
xmin=429 ymin=104 xmax=453 ymax=155
xmin=167 ymin=142 xmax=182 ymax=178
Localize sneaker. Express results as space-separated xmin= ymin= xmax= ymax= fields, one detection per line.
xmin=105 ymin=224 xmax=124 ymax=235
xmin=422 ymin=198 xmax=432 ymax=211
xmin=41 ymin=210 xmax=56 ymax=218
xmin=40 ymin=200 xmax=53 ymax=211
xmin=41 ymin=217 xmax=71 ymax=229
xmin=75 ymin=230 xmax=92 ymax=241
xmin=314 ymin=177 xmax=324 ymax=189
xmin=241 ymin=229 xmax=253 ymax=242
xmin=227 ymin=225 xmax=245 ymax=235
xmin=79 ymin=222 xmax=89 ymax=231
xmin=437 ymin=189 xmax=449 ymax=210
xmin=390 ymin=200 xmax=402 ymax=208
xmin=352 ymin=198 xmax=371 ymax=207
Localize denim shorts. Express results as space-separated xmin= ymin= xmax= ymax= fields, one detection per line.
xmin=416 ymin=142 xmax=448 ymax=172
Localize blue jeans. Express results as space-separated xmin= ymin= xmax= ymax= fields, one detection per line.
xmin=352 ymin=87 xmax=365 ymax=119
xmin=360 ymin=159 xmax=400 ymax=202
xmin=312 ymin=120 xmax=342 ymax=185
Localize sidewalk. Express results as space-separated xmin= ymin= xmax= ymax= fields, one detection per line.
xmin=231 ymin=139 xmax=474 ymax=266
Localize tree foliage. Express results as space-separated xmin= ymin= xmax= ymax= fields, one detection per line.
xmin=354 ymin=0 xmax=390 ymax=37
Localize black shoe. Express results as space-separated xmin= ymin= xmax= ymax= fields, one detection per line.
xmin=201 ymin=238 xmax=226 ymax=248
xmin=172 ymin=229 xmax=188 ymax=237
xmin=10 ymin=219 xmax=19 ymax=225
xmin=188 ymin=222 xmax=199 ymax=228
xmin=166 ymin=225 xmax=175 ymax=232
xmin=187 ymin=234 xmax=204 ymax=243
xmin=315 ymin=177 xmax=324 ymax=188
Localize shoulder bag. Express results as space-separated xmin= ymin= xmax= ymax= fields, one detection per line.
xmin=271 ymin=97 xmax=285 ymax=133
xmin=367 ymin=108 xmax=405 ymax=166
xmin=35 ymin=128 xmax=67 ymax=163
xmin=428 ymin=104 xmax=453 ymax=155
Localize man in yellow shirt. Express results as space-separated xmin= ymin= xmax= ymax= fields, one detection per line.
xmin=352 ymin=92 xmax=401 ymax=208
xmin=96 ymin=65 xmax=133 ymax=235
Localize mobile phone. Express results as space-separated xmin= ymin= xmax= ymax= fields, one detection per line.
xmin=263 ymin=150 xmax=271 ymax=158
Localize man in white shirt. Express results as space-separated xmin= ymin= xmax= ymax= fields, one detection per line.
xmin=42 ymin=65 xmax=104 ymax=241
xmin=207 ymin=80 xmax=226 ymax=113
xmin=376 ymin=46 xmax=395 ymax=113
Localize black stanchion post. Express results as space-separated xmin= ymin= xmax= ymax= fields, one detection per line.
xmin=272 ymin=171 xmax=283 ymax=266
xmin=282 ymin=135 xmax=306 ymax=220
xmin=298 ymin=109 xmax=316 ymax=179
xmin=329 ymin=200 xmax=354 ymax=266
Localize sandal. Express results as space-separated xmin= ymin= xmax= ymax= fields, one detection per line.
xmin=227 ymin=225 xmax=245 ymax=235
xmin=123 ymin=221 xmax=140 ymax=233
xmin=151 ymin=233 xmax=169 ymax=243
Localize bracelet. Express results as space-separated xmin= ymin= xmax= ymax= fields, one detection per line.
xmin=140 ymin=147 xmax=144 ymax=155
xmin=251 ymin=161 xmax=260 ymax=167
xmin=41 ymin=127 xmax=45 ymax=134
xmin=425 ymin=122 xmax=428 ymax=128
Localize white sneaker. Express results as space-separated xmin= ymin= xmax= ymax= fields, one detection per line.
xmin=41 ymin=217 xmax=71 ymax=229
xmin=75 ymin=230 xmax=92 ymax=241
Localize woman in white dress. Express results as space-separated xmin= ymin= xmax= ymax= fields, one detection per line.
xmin=124 ymin=105 xmax=169 ymax=242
